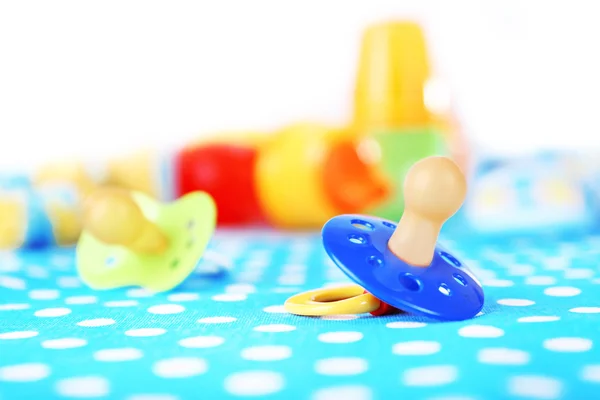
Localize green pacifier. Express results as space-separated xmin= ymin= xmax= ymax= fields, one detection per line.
xmin=75 ymin=187 xmax=217 ymax=292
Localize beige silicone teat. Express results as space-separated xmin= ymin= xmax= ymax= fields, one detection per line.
xmin=387 ymin=156 xmax=466 ymax=267
xmin=82 ymin=187 xmax=169 ymax=255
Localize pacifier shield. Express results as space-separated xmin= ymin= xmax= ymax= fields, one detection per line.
xmin=76 ymin=191 xmax=217 ymax=292
xmin=322 ymin=214 xmax=485 ymax=321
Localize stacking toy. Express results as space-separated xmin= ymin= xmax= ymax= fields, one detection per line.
xmin=254 ymin=123 xmax=352 ymax=228
xmin=75 ymin=187 xmax=217 ymax=292
xmin=360 ymin=128 xmax=449 ymax=221
xmin=286 ymin=156 xmax=484 ymax=321
xmin=175 ymin=142 xmax=266 ymax=225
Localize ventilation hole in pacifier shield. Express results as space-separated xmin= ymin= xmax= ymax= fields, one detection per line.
xmin=453 ymin=273 xmax=468 ymax=286
xmin=367 ymin=255 xmax=383 ymax=267
xmin=440 ymin=251 xmax=461 ymax=267
xmin=382 ymin=221 xmax=396 ymax=229
xmin=439 ymin=283 xmax=452 ymax=296
xmin=399 ymin=273 xmax=421 ymax=292
xmin=348 ymin=234 xmax=367 ymax=245
xmin=105 ymin=256 xmax=117 ymax=268
xmin=351 ymin=219 xmax=374 ymax=231
xmin=170 ymin=259 xmax=180 ymax=269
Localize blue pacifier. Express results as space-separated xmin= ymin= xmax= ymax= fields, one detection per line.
xmin=322 ymin=156 xmax=485 ymax=321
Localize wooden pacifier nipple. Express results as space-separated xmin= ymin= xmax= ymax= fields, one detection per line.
xmin=388 ymin=156 xmax=467 ymax=267
xmin=82 ymin=187 xmax=169 ymax=255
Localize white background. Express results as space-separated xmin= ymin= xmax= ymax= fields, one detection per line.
xmin=1 ymin=0 xmax=599 ymax=172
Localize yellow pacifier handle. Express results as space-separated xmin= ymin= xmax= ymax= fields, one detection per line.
xmin=82 ymin=187 xmax=169 ymax=255
xmin=284 ymin=285 xmax=381 ymax=316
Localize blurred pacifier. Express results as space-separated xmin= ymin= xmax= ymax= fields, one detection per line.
xmin=285 ymin=156 xmax=485 ymax=321
xmin=75 ymin=187 xmax=222 ymax=292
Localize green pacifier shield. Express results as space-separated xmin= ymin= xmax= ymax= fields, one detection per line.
xmin=76 ymin=191 xmax=216 ymax=292
xmin=365 ymin=128 xmax=449 ymax=221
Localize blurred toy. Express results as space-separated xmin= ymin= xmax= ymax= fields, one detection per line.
xmin=76 ymin=187 xmax=220 ymax=292
xmin=349 ymin=20 xmax=470 ymax=223
xmin=285 ymin=156 xmax=484 ymax=321
xmin=175 ymin=135 xmax=267 ymax=225
xmin=447 ymin=151 xmax=600 ymax=237
xmin=254 ymin=123 xmax=390 ymax=228
xmin=0 ymin=168 xmax=89 ymax=250
xmin=358 ymin=127 xmax=449 ymax=221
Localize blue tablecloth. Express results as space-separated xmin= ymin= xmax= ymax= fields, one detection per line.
xmin=1 ymin=230 xmax=600 ymax=399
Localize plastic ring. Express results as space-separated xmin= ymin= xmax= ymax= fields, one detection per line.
xmin=284 ymin=284 xmax=381 ymax=316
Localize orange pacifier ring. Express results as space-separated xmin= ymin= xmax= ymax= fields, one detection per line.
xmin=284 ymin=284 xmax=397 ymax=316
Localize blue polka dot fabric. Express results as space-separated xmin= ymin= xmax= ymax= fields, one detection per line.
xmin=1 ymin=230 xmax=600 ymax=400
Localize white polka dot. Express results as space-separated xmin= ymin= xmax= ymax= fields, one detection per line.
xmin=147 ymin=304 xmax=185 ymax=315
xmin=0 ymin=330 xmax=38 ymax=340
xmin=458 ymin=325 xmax=505 ymax=338
xmin=26 ymin=265 xmax=48 ymax=278
xmin=318 ymin=332 xmax=363 ymax=344
xmin=55 ymin=376 xmax=110 ymax=398
xmin=125 ymin=328 xmax=166 ymax=337
xmin=94 ymin=348 xmax=143 ymax=362
xmin=241 ymin=345 xmax=292 ymax=361
xmin=0 ymin=255 xmax=20 ymax=272
xmin=393 ymin=341 xmax=441 ymax=356
xmin=525 ymin=276 xmax=557 ymax=286
xmin=225 ymin=283 xmax=256 ymax=294
xmin=77 ymin=318 xmax=116 ymax=327
xmin=29 ymin=289 xmax=60 ymax=300
xmin=386 ymin=321 xmax=427 ymax=329
xmin=104 ymin=300 xmax=138 ymax=307
xmin=320 ymin=314 xmax=359 ymax=321
xmin=57 ymin=276 xmax=81 ymax=288
xmin=224 ymin=371 xmax=284 ymax=396
xmin=0 ymin=363 xmax=50 ymax=382
xmin=517 ymin=316 xmax=560 ymax=323
xmin=508 ymin=376 xmax=563 ymax=399
xmin=34 ymin=307 xmax=71 ymax=317
xmin=0 ymin=303 xmax=30 ymax=311
xmin=570 ymin=307 xmax=600 ymax=314
xmin=178 ymin=336 xmax=225 ymax=348
xmin=212 ymin=293 xmax=247 ymax=302
xmin=253 ymin=324 xmax=297 ymax=332
xmin=127 ymin=395 xmax=178 ymax=400
xmin=543 ymin=256 xmax=569 ymax=270
xmin=544 ymin=286 xmax=581 ymax=297
xmin=477 ymin=348 xmax=530 ymax=365
xmin=497 ymin=298 xmax=535 ymax=306
xmin=312 ymin=385 xmax=372 ymax=400
xmin=152 ymin=357 xmax=208 ymax=378
xmin=482 ymin=279 xmax=514 ymax=287
xmin=167 ymin=293 xmax=199 ymax=302
xmin=0 ymin=276 xmax=26 ymax=290
xmin=581 ymin=365 xmax=600 ymax=382
xmin=543 ymin=337 xmax=593 ymax=352
xmin=126 ymin=288 xmax=154 ymax=298
xmin=402 ymin=365 xmax=458 ymax=386
xmin=198 ymin=316 xmax=237 ymax=324
xmin=65 ymin=296 xmax=97 ymax=305
xmin=564 ymin=268 xmax=594 ymax=279
xmin=314 ymin=357 xmax=368 ymax=376
xmin=42 ymin=338 xmax=87 ymax=349
xmin=508 ymin=264 xmax=535 ymax=276
xmin=263 ymin=305 xmax=287 ymax=313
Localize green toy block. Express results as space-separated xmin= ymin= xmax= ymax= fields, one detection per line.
xmin=365 ymin=127 xmax=449 ymax=221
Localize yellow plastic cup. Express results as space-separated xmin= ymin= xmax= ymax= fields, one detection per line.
xmin=353 ymin=21 xmax=431 ymax=131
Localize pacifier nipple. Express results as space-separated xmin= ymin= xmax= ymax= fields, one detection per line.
xmin=387 ymin=156 xmax=466 ymax=266
xmin=82 ymin=187 xmax=169 ymax=254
